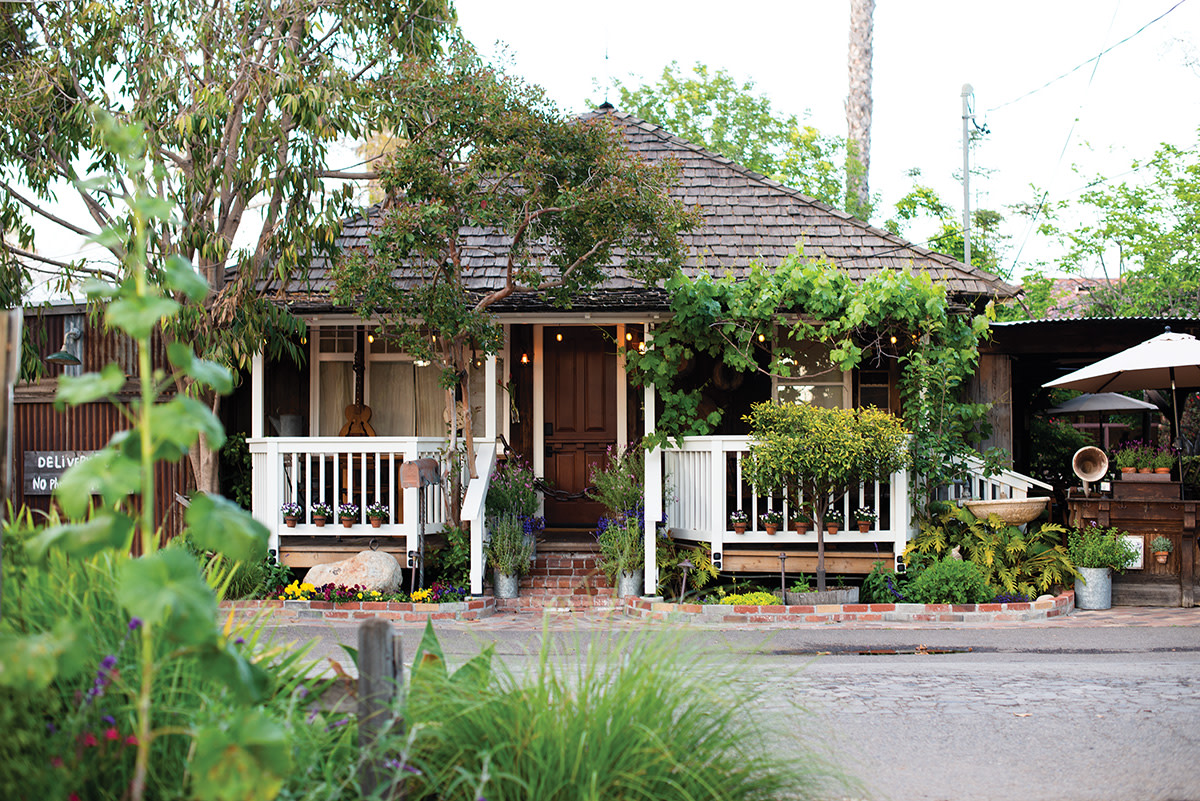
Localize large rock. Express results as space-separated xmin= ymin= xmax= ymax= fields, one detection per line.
xmin=305 ymin=551 xmax=404 ymax=593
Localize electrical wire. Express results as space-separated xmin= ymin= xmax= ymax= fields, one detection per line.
xmin=987 ymin=0 xmax=1190 ymax=112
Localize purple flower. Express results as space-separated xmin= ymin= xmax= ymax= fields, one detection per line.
xmin=128 ymin=618 xmax=143 ymax=631
xmin=100 ymin=655 xmax=117 ymax=671
xmin=297 ymin=685 xmax=308 ymax=699
xmin=325 ymin=717 xmax=350 ymax=730
xmin=102 ymin=715 xmax=116 ymax=727
xmin=234 ymin=637 xmax=245 ymax=645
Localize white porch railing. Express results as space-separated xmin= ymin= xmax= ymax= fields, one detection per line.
xmin=460 ymin=443 xmax=497 ymax=595
xmin=953 ymin=455 xmax=1053 ymax=500
xmin=249 ymin=437 xmax=449 ymax=565
xmin=662 ymin=436 xmax=914 ymax=571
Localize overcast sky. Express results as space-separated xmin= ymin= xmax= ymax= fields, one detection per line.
xmin=456 ymin=0 xmax=1200 ymax=278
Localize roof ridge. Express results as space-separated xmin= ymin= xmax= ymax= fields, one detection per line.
xmin=587 ymin=106 xmax=1017 ymax=296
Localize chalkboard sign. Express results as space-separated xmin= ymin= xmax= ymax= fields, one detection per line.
xmin=23 ymin=450 xmax=95 ymax=495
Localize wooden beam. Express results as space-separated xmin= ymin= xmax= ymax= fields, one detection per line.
xmin=722 ymin=551 xmax=891 ymax=575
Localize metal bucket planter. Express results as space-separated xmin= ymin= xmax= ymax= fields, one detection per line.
xmin=1074 ymin=566 xmax=1112 ymax=610
xmin=616 ymin=569 xmax=643 ymax=598
xmin=493 ymin=570 xmax=520 ymax=599
xmin=786 ymin=587 xmax=860 ymax=605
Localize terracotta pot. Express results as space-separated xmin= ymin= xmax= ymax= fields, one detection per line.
xmin=370 ymin=516 xmax=383 ymax=528
xmin=341 ymin=517 xmax=354 ymax=528
xmin=1155 ymin=467 xmax=1171 ymax=474
xmin=313 ymin=516 xmax=327 ymax=528
xmin=284 ymin=516 xmax=297 ymax=529
xmin=825 ymin=523 xmax=839 ymax=536
xmin=732 ymin=522 xmax=747 ymax=535
xmin=1155 ymin=551 xmax=1169 ymax=564
xmin=1138 ymin=467 xmax=1153 ymax=474
xmin=764 ymin=523 xmax=779 ymax=536
xmin=1120 ymin=467 xmax=1136 ymax=474
xmin=793 ymin=520 xmax=810 ymax=534
xmin=857 ymin=521 xmax=871 ymax=533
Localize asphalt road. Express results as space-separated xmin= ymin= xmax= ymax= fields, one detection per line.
xmin=273 ymin=619 xmax=1200 ymax=801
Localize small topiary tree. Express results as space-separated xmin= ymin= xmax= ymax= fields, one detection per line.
xmin=744 ymin=402 xmax=910 ymax=590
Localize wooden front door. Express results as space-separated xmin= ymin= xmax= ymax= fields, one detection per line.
xmin=544 ymin=326 xmax=617 ymax=528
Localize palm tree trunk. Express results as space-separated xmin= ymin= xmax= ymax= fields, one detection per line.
xmin=846 ymin=0 xmax=875 ymax=218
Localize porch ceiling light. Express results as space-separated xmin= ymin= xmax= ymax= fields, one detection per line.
xmin=520 ymin=353 xmax=529 ymax=364
xmin=555 ymin=332 xmax=563 ymax=342
xmin=46 ymin=328 xmax=82 ymax=366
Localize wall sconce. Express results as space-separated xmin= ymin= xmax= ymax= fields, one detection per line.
xmin=46 ymin=315 xmax=84 ymax=368
xmin=520 ymin=353 xmax=530 ymax=364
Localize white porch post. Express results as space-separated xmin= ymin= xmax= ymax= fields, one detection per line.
xmin=533 ymin=324 xmax=545 ymax=481
xmin=251 ymin=352 xmax=264 ymax=439
xmin=643 ymin=324 xmax=659 ymax=594
xmin=484 ymin=353 xmax=497 ymax=443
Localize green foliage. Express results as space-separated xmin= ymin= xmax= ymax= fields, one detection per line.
xmin=597 ymin=516 xmax=642 ymax=582
xmin=332 ymin=42 xmax=697 ymax=468
xmin=602 ymin=61 xmax=865 ymax=216
xmin=484 ymin=513 xmax=534 ymax=576
xmin=860 ymin=561 xmax=913 ymax=604
xmin=220 ymin=433 xmax=254 ymax=510
xmin=431 ymin=524 xmax=472 ymax=587
xmin=905 ymin=505 xmax=1074 ymax=597
xmin=886 ymin=172 xmax=1010 ymax=279
xmin=1028 ymin=413 xmax=1094 ymax=493
xmin=402 ymin=623 xmax=843 ymax=800
xmin=905 ymin=558 xmax=994 ymax=605
xmin=1067 ymin=525 xmax=1139 ymax=572
xmin=655 ymin=539 xmax=718 ymax=600
xmin=485 ymin=460 xmax=540 ymax=519
xmin=1033 ymin=137 xmax=1200 ymax=317
xmin=1150 ymin=535 xmax=1173 ymax=553
xmin=626 ymin=252 xmax=996 ymax=517
xmin=718 ymin=591 xmax=782 ymax=605
xmin=588 ymin=443 xmax=646 ymax=517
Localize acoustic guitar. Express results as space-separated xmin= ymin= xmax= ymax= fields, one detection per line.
xmin=339 ymin=338 xmax=375 ymax=437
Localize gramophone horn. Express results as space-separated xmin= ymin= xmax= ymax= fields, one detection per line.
xmin=1072 ymin=446 xmax=1108 ymax=483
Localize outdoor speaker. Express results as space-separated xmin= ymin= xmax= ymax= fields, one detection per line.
xmin=1072 ymin=446 xmax=1109 ymax=483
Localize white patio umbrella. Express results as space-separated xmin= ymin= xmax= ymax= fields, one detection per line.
xmin=1044 ymin=329 xmax=1200 ymax=452
xmin=1045 ymin=393 xmax=1158 ymax=415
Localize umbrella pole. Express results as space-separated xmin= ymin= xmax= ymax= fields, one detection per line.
xmin=1172 ymin=367 xmax=1184 ymax=497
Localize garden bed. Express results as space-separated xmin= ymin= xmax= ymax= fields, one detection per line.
xmin=623 ymin=591 xmax=1075 ymax=624
xmin=220 ymin=597 xmax=496 ymax=623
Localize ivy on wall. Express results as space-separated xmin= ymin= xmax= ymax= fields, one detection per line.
xmin=627 ymin=251 xmax=1002 ymax=515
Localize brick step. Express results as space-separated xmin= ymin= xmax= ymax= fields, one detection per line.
xmin=532 ymin=558 xmax=601 ymax=571
xmin=523 ymin=576 xmax=613 ymax=589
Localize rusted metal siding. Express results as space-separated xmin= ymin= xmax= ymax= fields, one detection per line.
xmin=13 ymin=401 xmax=191 ymax=538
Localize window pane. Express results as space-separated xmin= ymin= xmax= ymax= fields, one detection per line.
xmin=778 ymin=384 xmax=843 ymax=408
xmin=371 ymin=362 xmax=416 ymax=436
xmin=776 ymin=339 xmax=836 ymax=380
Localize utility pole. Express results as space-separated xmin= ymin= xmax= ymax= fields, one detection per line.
xmin=961 ymin=84 xmax=973 ymax=268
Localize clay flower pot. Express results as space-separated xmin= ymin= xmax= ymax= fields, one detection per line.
xmin=857 ymin=521 xmax=871 ymax=533
xmin=1138 ymin=467 xmax=1153 ymax=474
xmin=793 ymin=519 xmax=810 ymax=534
xmin=1155 ymin=467 xmax=1171 ymax=474
xmin=825 ymin=523 xmax=839 ymax=536
xmin=284 ymin=516 xmax=297 ymax=529
xmin=340 ymin=517 xmax=354 ymax=529
xmin=1120 ymin=467 xmax=1136 ymax=474
xmin=764 ymin=523 xmax=778 ymax=536
xmin=370 ymin=516 xmax=383 ymax=528
xmin=733 ymin=522 xmax=747 ymax=535
xmin=1155 ymin=551 xmax=1169 ymax=564
xmin=313 ymin=516 xmax=327 ymax=528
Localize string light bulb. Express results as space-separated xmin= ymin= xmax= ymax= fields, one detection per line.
xmin=521 ymin=353 xmax=529 ymax=364
xmin=556 ymin=332 xmax=563 ymax=342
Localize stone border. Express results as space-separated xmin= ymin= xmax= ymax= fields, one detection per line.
xmin=220 ymin=597 xmax=495 ymax=623
xmin=624 ymin=591 xmax=1074 ymax=624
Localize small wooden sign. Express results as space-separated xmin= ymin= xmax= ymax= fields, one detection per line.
xmin=23 ymin=450 xmax=95 ymax=495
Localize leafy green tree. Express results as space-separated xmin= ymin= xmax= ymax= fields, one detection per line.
xmin=331 ymin=44 xmax=696 ymax=506
xmin=599 ymin=62 xmax=867 ymax=216
xmin=744 ymin=402 xmax=909 ymax=591
xmin=885 ymin=170 xmax=1010 ymax=278
xmin=1038 ymin=138 xmax=1200 ymax=316
xmin=0 ymin=0 xmax=454 ymax=492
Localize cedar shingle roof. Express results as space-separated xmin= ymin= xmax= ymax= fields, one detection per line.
xmin=284 ymin=107 xmax=1016 ymax=309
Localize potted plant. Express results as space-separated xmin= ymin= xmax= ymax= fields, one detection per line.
xmin=1067 ymin=525 xmax=1138 ymax=610
xmin=310 ymin=501 xmax=332 ymax=527
xmin=784 ymin=572 xmax=860 ymax=606
xmin=729 ymin=508 xmax=749 ymax=535
xmin=825 ymin=517 xmax=841 ymax=536
xmin=485 ymin=512 xmax=534 ymax=599
xmin=760 ymin=509 xmax=783 ymax=536
xmin=854 ymin=506 xmax=877 ymax=533
xmin=281 ymin=501 xmax=302 ymax=528
xmin=1152 ymin=448 xmax=1175 ymax=474
xmin=366 ymin=501 xmax=389 ymax=528
xmin=337 ymin=502 xmax=359 ymax=528
xmin=1150 ymin=534 xmax=1173 ymax=564
xmin=1112 ymin=441 xmax=1140 ymax=473
xmin=597 ymin=514 xmax=643 ymax=596
xmin=791 ymin=508 xmax=811 ymax=534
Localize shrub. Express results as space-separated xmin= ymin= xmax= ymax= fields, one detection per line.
xmin=484 ymin=513 xmax=534 ymax=576
xmin=860 ymin=560 xmax=913 ymax=603
xmin=401 ymin=623 xmax=844 ymax=801
xmin=430 ymin=523 xmax=471 ymax=587
xmin=596 ymin=514 xmax=641 ymax=582
xmin=485 ymin=459 xmax=540 ymax=518
xmin=719 ymin=591 xmax=782 ymax=605
xmin=905 ymin=559 xmax=994 ymax=604
xmin=588 ymin=442 xmax=645 ymax=517
xmin=1067 ymin=525 xmax=1139 ymax=571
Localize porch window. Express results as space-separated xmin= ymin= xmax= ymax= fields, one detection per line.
xmin=773 ymin=339 xmax=849 ymax=409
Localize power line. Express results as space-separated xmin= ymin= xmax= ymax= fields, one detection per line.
xmin=987 ymin=0 xmax=1190 ymax=112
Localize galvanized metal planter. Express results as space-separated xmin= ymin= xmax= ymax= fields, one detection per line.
xmin=616 ymin=569 xmax=644 ymax=598
xmin=1074 ymin=566 xmax=1112 ymax=610
xmin=493 ymin=570 xmax=520 ymax=599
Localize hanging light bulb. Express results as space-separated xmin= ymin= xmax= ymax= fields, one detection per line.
xmin=757 ymin=333 xmax=766 ymax=343
xmin=556 ymin=332 xmax=563 ymax=342
xmin=521 ymin=353 xmax=530 ymax=364
xmin=625 ymin=332 xmax=633 ymax=341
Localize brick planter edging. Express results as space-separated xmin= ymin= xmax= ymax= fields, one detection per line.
xmin=623 ymin=590 xmax=1075 ymax=624
xmin=220 ymin=597 xmax=496 ymax=623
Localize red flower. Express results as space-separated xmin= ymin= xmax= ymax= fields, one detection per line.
xmin=104 ymin=728 xmax=120 ymax=741
xmin=81 ymin=732 xmax=98 ymax=747
xmin=69 ymin=794 xmax=81 ymax=801
xmin=50 ymin=756 xmax=63 ymax=768
xmin=125 ymin=734 xmax=138 ymax=746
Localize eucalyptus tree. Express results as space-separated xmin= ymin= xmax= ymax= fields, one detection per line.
xmin=0 ymin=0 xmax=455 ymax=492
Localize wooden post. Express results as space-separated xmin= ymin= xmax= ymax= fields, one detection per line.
xmin=358 ymin=619 xmax=405 ymax=798
xmin=1182 ymin=502 xmax=1195 ymax=608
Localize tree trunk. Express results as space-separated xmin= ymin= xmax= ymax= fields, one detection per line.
xmin=187 ymin=391 xmax=221 ymax=495
xmin=846 ymin=0 xmax=875 ymax=218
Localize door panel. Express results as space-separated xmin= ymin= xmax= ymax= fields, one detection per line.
xmin=544 ymin=326 xmax=617 ymax=527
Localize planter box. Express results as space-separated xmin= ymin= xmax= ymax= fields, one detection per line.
xmin=1113 ymin=478 xmax=1179 ymax=501
xmin=786 ymin=587 xmax=860 ymax=605
xmin=1118 ymin=472 xmax=1172 ymax=482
